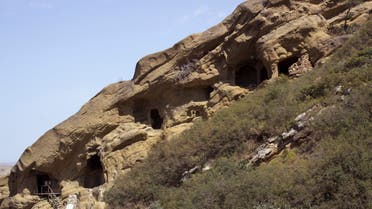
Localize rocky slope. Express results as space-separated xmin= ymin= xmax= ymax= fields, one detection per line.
xmin=1 ymin=0 xmax=371 ymax=208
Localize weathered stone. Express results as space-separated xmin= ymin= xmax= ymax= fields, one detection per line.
xmin=335 ymin=85 xmax=343 ymax=94
xmin=0 ymin=193 xmax=40 ymax=209
xmin=31 ymin=200 xmax=53 ymax=209
xmin=281 ymin=128 xmax=297 ymax=140
xmin=257 ymin=148 xmax=273 ymax=159
xmin=0 ymin=176 xmax=9 ymax=206
xmin=288 ymin=54 xmax=313 ymax=77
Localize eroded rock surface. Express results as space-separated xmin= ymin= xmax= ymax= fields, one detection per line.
xmin=2 ymin=0 xmax=371 ymax=208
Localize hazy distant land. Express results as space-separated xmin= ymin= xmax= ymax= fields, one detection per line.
xmin=0 ymin=163 xmax=13 ymax=177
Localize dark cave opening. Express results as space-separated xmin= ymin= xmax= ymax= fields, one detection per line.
xmin=84 ymin=154 xmax=105 ymax=188
xmin=150 ymin=109 xmax=163 ymax=129
xmin=278 ymin=56 xmax=299 ymax=76
xmin=235 ymin=65 xmax=258 ymax=88
xmin=258 ymin=67 xmax=269 ymax=83
xmin=205 ymin=86 xmax=214 ymax=99
xmin=235 ymin=65 xmax=268 ymax=88
xmin=36 ymin=174 xmax=49 ymax=194
xmin=35 ymin=173 xmax=60 ymax=194
xmin=133 ymin=99 xmax=148 ymax=123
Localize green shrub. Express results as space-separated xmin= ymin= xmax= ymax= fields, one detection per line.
xmin=345 ymin=47 xmax=372 ymax=68
xmin=298 ymin=82 xmax=328 ymax=101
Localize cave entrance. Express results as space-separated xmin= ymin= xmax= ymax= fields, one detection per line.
xmin=133 ymin=99 xmax=148 ymax=124
xmin=35 ymin=173 xmax=60 ymax=195
xmin=235 ymin=65 xmax=268 ymax=89
xmin=258 ymin=67 xmax=269 ymax=83
xmin=205 ymin=86 xmax=214 ymax=100
xmin=150 ymin=109 xmax=163 ymax=129
xmin=235 ymin=65 xmax=258 ymax=88
xmin=278 ymin=56 xmax=299 ymax=76
xmin=84 ymin=154 xmax=105 ymax=188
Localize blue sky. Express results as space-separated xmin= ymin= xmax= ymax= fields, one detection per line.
xmin=0 ymin=0 xmax=243 ymax=163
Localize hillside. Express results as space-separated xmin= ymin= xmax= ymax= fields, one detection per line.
xmin=104 ymin=17 xmax=372 ymax=209
xmin=1 ymin=0 xmax=371 ymax=209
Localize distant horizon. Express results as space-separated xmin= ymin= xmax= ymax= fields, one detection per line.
xmin=0 ymin=162 xmax=14 ymax=166
xmin=0 ymin=0 xmax=244 ymax=162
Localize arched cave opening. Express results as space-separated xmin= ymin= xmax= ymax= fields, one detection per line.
xmin=84 ymin=154 xmax=105 ymax=188
xmin=150 ymin=109 xmax=163 ymax=129
xmin=278 ymin=56 xmax=299 ymax=76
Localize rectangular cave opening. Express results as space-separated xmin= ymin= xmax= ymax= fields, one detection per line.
xmin=150 ymin=109 xmax=163 ymax=129
xmin=35 ymin=173 xmax=60 ymax=195
xmin=278 ymin=56 xmax=299 ymax=76
xmin=133 ymin=99 xmax=148 ymax=124
xmin=235 ymin=65 xmax=268 ymax=89
xmin=258 ymin=67 xmax=269 ymax=83
xmin=84 ymin=154 xmax=105 ymax=188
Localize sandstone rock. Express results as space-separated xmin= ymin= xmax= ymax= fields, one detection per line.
xmin=288 ymin=54 xmax=313 ymax=77
xmin=267 ymin=136 xmax=278 ymax=143
xmin=3 ymin=0 xmax=371 ymax=208
xmin=335 ymin=85 xmax=344 ymax=95
xmin=281 ymin=128 xmax=297 ymax=140
xmin=164 ymin=123 xmax=194 ymax=141
xmin=0 ymin=193 xmax=40 ymax=209
xmin=31 ymin=200 xmax=53 ymax=209
xmin=0 ymin=176 xmax=9 ymax=206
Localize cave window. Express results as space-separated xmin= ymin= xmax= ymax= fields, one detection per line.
xmin=150 ymin=109 xmax=163 ymax=129
xmin=35 ymin=173 xmax=60 ymax=195
xmin=188 ymin=109 xmax=200 ymax=117
xmin=205 ymin=86 xmax=214 ymax=100
xmin=133 ymin=100 xmax=148 ymax=123
xmin=187 ymin=106 xmax=207 ymax=120
xmin=84 ymin=154 xmax=105 ymax=188
xmin=278 ymin=57 xmax=299 ymax=76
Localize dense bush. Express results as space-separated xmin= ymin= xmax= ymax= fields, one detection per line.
xmin=105 ymin=19 xmax=372 ymax=209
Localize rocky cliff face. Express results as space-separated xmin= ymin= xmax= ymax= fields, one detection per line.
xmin=1 ymin=0 xmax=371 ymax=208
